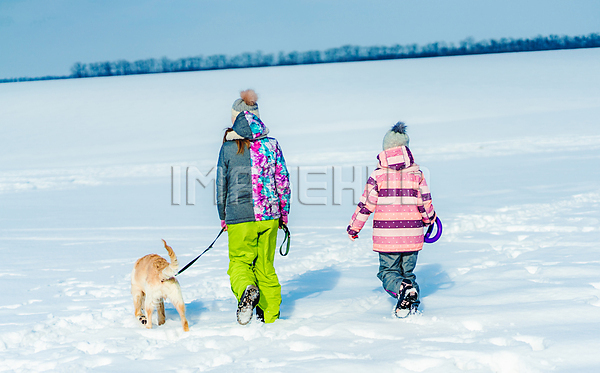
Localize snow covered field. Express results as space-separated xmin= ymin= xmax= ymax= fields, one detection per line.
xmin=1 ymin=48 xmax=600 ymax=372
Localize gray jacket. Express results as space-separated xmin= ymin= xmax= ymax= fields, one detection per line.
xmin=216 ymin=112 xmax=291 ymax=225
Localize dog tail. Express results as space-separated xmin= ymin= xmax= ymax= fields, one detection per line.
xmin=161 ymin=239 xmax=179 ymax=279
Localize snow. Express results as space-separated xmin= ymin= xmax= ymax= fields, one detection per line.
xmin=1 ymin=48 xmax=600 ymax=372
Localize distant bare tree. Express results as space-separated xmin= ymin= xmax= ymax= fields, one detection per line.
xmin=6 ymin=32 xmax=599 ymax=84
xmin=70 ymin=62 xmax=88 ymax=78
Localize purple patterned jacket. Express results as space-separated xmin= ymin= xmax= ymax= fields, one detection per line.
xmin=216 ymin=112 xmax=291 ymax=225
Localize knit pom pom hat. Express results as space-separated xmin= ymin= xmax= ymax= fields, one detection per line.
xmin=382 ymin=122 xmax=409 ymax=150
xmin=231 ymin=89 xmax=260 ymax=120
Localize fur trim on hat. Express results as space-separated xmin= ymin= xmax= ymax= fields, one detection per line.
xmin=382 ymin=121 xmax=410 ymax=150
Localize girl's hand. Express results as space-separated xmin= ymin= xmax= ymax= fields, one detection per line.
xmin=221 ymin=220 xmax=228 ymax=231
xmin=347 ymin=226 xmax=359 ymax=241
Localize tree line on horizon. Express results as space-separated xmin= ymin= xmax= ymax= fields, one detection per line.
xmin=2 ymin=33 xmax=599 ymax=83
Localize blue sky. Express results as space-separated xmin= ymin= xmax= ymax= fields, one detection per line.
xmin=1 ymin=0 xmax=599 ymax=78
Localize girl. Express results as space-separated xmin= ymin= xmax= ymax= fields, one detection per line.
xmin=347 ymin=122 xmax=436 ymax=318
xmin=216 ymin=90 xmax=291 ymax=325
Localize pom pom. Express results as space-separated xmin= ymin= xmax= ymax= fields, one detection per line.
xmin=391 ymin=121 xmax=407 ymax=134
xmin=382 ymin=121 xmax=410 ymax=150
xmin=240 ymin=89 xmax=258 ymax=106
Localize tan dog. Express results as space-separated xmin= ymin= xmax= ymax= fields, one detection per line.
xmin=131 ymin=239 xmax=189 ymax=332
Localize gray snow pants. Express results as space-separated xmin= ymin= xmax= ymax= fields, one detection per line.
xmin=377 ymin=251 xmax=420 ymax=305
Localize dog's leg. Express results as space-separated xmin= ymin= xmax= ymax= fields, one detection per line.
xmin=169 ymin=289 xmax=189 ymax=332
xmin=168 ymin=284 xmax=189 ymax=332
xmin=132 ymin=289 xmax=147 ymax=325
xmin=140 ymin=292 xmax=148 ymax=325
xmin=144 ymin=298 xmax=154 ymax=329
xmin=158 ymin=298 xmax=166 ymax=326
xmin=174 ymin=300 xmax=189 ymax=332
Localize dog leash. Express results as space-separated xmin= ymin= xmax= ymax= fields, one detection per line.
xmin=279 ymin=223 xmax=291 ymax=256
xmin=176 ymin=227 xmax=225 ymax=276
xmin=177 ymin=221 xmax=290 ymax=277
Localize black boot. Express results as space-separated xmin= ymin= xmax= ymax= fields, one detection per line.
xmin=394 ymin=279 xmax=415 ymax=318
xmin=256 ymin=306 xmax=265 ymax=323
xmin=237 ymin=285 xmax=260 ymax=325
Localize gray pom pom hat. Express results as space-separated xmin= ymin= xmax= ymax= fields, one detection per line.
xmin=382 ymin=122 xmax=409 ymax=150
xmin=227 ymin=89 xmax=265 ymax=141
xmin=231 ymin=98 xmax=259 ymax=120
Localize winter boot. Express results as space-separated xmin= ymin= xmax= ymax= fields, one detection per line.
xmin=394 ymin=279 xmax=415 ymax=318
xmin=256 ymin=306 xmax=265 ymax=323
xmin=237 ymin=285 xmax=260 ymax=325
xmin=405 ymin=288 xmax=418 ymax=306
xmin=409 ymin=302 xmax=419 ymax=316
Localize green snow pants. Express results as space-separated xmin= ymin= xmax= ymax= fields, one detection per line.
xmin=227 ymin=219 xmax=281 ymax=323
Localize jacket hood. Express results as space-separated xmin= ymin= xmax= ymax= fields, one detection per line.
xmin=226 ymin=111 xmax=270 ymax=141
xmin=377 ymin=145 xmax=415 ymax=171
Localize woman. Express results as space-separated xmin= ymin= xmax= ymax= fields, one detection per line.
xmin=216 ymin=89 xmax=291 ymax=325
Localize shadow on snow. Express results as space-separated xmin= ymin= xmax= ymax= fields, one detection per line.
xmin=378 ymin=263 xmax=453 ymax=311
xmin=280 ymin=267 xmax=341 ymax=318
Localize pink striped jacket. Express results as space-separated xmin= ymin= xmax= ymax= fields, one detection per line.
xmin=347 ymin=146 xmax=436 ymax=253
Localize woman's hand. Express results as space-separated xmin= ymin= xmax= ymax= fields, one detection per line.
xmin=221 ymin=220 xmax=228 ymax=231
xmin=279 ymin=215 xmax=288 ymax=229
